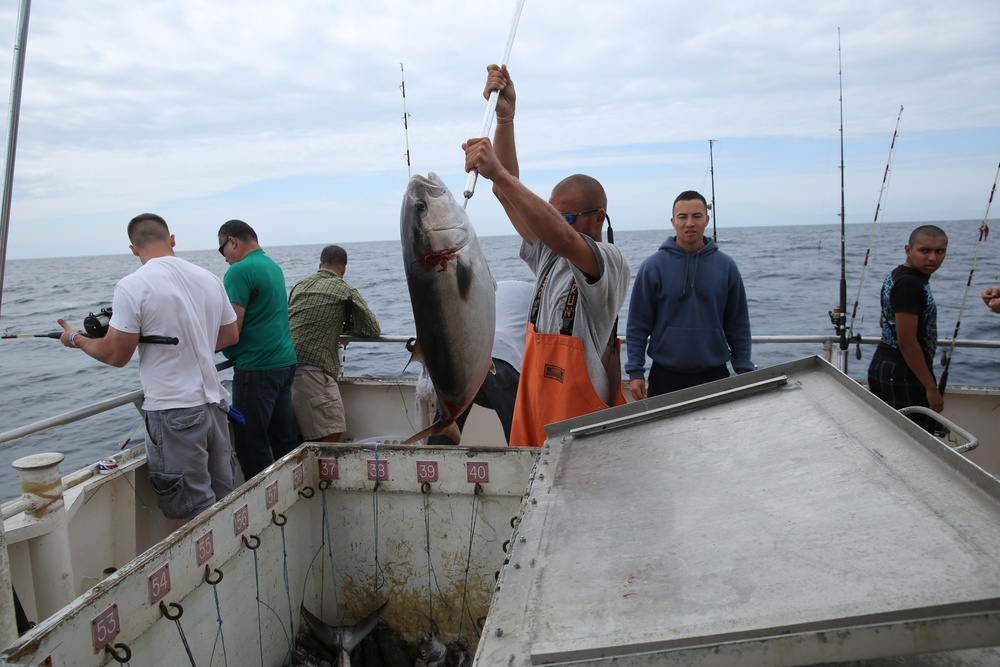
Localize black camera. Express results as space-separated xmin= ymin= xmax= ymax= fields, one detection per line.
xmin=84 ymin=307 xmax=113 ymax=338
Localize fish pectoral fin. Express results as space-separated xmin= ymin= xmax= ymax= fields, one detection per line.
xmin=456 ymin=256 xmax=475 ymax=300
xmin=403 ymin=419 xmax=463 ymax=445
xmin=403 ymin=337 xmax=424 ymax=372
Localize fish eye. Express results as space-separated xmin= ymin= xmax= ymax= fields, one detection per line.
xmin=415 ymin=200 xmax=428 ymax=216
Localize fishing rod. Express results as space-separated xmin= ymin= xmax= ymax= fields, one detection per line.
xmin=834 ymin=28 xmax=849 ymax=371
xmin=1 ymin=331 xmax=179 ymax=345
xmin=937 ymin=159 xmax=1000 ymax=396
xmin=462 ymin=0 xmax=526 ymax=208
xmin=708 ymin=139 xmax=717 ymax=241
xmin=2 ymin=308 xmax=179 ymax=345
xmin=400 ymin=62 xmax=412 ymax=180
xmin=846 ymin=105 xmax=904 ymax=360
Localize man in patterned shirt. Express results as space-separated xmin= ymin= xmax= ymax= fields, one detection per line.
xmin=288 ymin=245 xmax=381 ymax=442
xmin=867 ymin=225 xmax=948 ymax=433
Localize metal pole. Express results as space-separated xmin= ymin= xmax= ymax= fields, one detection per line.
xmin=0 ymin=0 xmax=31 ymax=321
xmin=0 ymin=0 xmax=31 ymax=644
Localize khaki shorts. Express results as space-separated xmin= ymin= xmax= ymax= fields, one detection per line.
xmin=291 ymin=367 xmax=346 ymax=441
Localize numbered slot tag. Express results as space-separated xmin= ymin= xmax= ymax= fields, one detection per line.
xmin=196 ymin=530 xmax=214 ymax=566
xmin=416 ymin=460 xmax=438 ymax=483
xmin=466 ymin=461 xmax=490 ymax=484
xmin=293 ymin=464 xmax=305 ymax=489
xmin=367 ymin=459 xmax=389 ymax=482
xmin=90 ymin=604 xmax=120 ymax=653
xmin=234 ymin=504 xmax=249 ymax=535
xmin=148 ymin=563 xmax=171 ymax=605
xmin=319 ymin=458 xmax=339 ymax=481
xmin=265 ymin=480 xmax=279 ymax=509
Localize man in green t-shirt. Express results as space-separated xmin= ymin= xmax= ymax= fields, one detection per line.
xmin=218 ymin=219 xmax=299 ymax=480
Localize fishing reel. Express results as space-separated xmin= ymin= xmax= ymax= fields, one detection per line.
xmin=84 ymin=307 xmax=113 ymax=338
xmin=827 ymin=306 xmax=845 ymax=335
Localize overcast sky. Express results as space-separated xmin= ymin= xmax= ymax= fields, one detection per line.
xmin=0 ymin=0 xmax=997 ymax=259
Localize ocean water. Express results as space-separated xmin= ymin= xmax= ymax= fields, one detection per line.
xmin=2 ymin=220 xmax=1000 ymax=496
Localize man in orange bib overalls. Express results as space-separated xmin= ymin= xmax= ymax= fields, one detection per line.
xmin=463 ymin=64 xmax=631 ymax=447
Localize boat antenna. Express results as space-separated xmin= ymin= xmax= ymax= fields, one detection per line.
xmin=846 ymin=105 xmax=904 ymax=359
xmin=709 ymin=139 xmax=717 ymax=241
xmin=400 ymin=62 xmax=412 ymax=180
xmin=0 ymin=0 xmax=31 ymax=325
xmin=463 ymin=0 xmax=526 ymax=208
xmin=937 ymin=160 xmax=999 ymax=396
xmin=834 ymin=28 xmax=849 ymax=371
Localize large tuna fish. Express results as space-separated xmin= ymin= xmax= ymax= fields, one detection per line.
xmin=400 ymin=172 xmax=496 ymax=445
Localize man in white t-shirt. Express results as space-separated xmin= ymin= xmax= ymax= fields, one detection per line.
xmin=58 ymin=213 xmax=239 ymax=519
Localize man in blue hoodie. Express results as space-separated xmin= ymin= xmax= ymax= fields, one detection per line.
xmin=626 ymin=190 xmax=754 ymax=399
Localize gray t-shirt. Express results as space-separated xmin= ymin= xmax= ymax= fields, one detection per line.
xmin=521 ymin=237 xmax=630 ymax=402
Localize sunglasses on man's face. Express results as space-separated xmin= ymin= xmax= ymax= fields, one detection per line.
xmin=218 ymin=238 xmax=229 ymax=256
xmin=562 ymin=208 xmax=599 ymax=224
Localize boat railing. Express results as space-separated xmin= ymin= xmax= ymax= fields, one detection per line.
xmin=3 ymin=334 xmax=1000 ymax=452
xmin=2 ymin=334 xmax=1000 ymax=516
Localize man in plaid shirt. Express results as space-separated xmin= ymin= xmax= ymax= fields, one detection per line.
xmin=288 ymin=245 xmax=381 ymax=442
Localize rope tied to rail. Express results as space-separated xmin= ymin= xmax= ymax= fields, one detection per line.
xmin=159 ymin=601 xmax=197 ymax=667
xmin=274 ymin=509 xmax=296 ymax=664
xmin=206 ymin=564 xmax=229 ymax=667
xmin=456 ymin=483 xmax=485 ymax=649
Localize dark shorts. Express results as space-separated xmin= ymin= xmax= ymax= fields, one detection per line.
xmin=867 ymin=346 xmax=939 ymax=433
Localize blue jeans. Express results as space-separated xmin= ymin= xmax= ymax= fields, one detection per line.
xmin=231 ymin=365 xmax=299 ymax=480
xmin=428 ymin=358 xmax=520 ymax=445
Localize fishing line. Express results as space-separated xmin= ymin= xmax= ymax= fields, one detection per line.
xmin=938 ymin=159 xmax=1000 ymax=396
xmin=246 ymin=535 xmax=293 ymax=667
xmin=368 ymin=442 xmax=387 ymax=602
xmin=846 ymin=105 xmax=904 ymax=359
xmin=708 ymin=139 xmax=718 ymax=241
xmin=456 ymin=484 xmax=483 ymax=647
xmin=463 ymin=0 xmax=527 ymax=207
xmin=118 ymin=417 xmax=144 ymax=450
xmin=400 ymin=62 xmax=412 ymax=180
xmin=278 ymin=518 xmax=296 ymax=665
xmin=422 ymin=487 xmax=437 ymax=625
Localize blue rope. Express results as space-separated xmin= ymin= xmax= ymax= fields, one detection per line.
xmin=208 ymin=581 xmax=229 ymax=667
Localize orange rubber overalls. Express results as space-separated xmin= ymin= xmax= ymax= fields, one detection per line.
xmin=509 ymin=275 xmax=626 ymax=448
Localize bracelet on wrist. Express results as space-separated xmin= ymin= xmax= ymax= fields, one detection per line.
xmin=69 ymin=331 xmax=80 ymax=347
